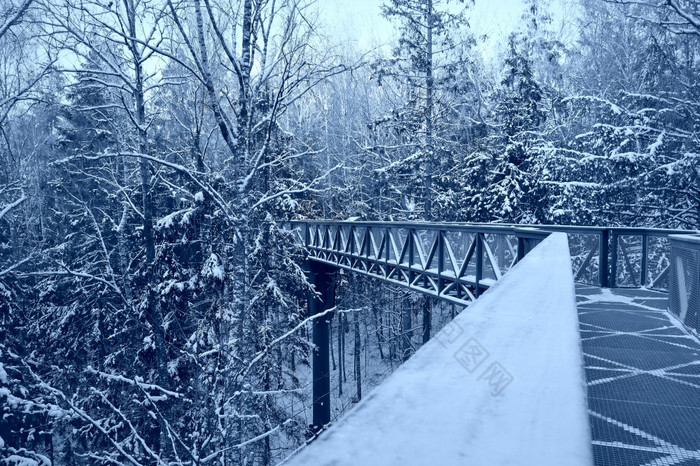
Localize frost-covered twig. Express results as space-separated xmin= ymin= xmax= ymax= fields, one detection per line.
xmin=235 ymin=306 xmax=362 ymax=385
xmin=0 ymin=0 xmax=35 ymax=40
xmin=86 ymin=368 xmax=185 ymax=399
xmin=0 ymin=192 xmax=26 ymax=222
xmin=20 ymin=362 xmax=148 ymax=466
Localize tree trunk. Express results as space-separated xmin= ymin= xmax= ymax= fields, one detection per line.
xmin=422 ymin=298 xmax=431 ymax=344
xmin=372 ymin=300 xmax=385 ymax=360
xmin=424 ymin=0 xmax=434 ymax=221
xmin=401 ymin=295 xmax=412 ymax=362
xmin=128 ymin=0 xmax=169 ymax=455
xmin=354 ymin=307 xmax=361 ymax=401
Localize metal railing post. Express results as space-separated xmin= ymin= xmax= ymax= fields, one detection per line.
xmin=641 ymin=234 xmax=648 ymax=287
xmin=610 ymin=232 xmax=619 ymax=288
xmin=366 ymin=227 xmax=372 ymax=257
xmin=599 ymin=229 xmax=610 ymax=288
xmin=349 ymin=226 xmax=355 ymax=254
xmin=437 ymin=230 xmax=445 ymax=296
xmin=385 ymin=227 xmax=390 ymax=278
xmin=408 ymin=229 xmax=415 ymax=286
xmin=514 ymin=228 xmax=549 ymax=263
xmin=475 ymin=233 xmax=483 ymax=297
xmin=517 ymin=237 xmax=526 ymax=263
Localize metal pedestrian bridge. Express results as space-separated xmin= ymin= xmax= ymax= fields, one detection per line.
xmin=284 ymin=220 xmax=700 ymax=466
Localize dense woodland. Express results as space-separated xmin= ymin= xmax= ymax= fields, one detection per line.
xmin=1 ymin=0 xmax=699 ymax=464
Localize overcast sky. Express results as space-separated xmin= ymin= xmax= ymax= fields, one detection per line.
xmin=320 ymin=0 xmax=578 ymax=64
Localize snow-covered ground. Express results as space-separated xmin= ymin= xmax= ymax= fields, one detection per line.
xmin=285 ymin=233 xmax=592 ymax=466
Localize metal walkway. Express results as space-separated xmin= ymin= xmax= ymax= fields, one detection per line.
xmin=577 ymin=285 xmax=700 ymax=466
xmin=288 ymin=220 xmax=700 ymax=458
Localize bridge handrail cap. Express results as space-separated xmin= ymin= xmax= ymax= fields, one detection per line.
xmin=669 ymin=234 xmax=700 ymax=246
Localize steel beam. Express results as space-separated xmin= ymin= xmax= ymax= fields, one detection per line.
xmin=600 ymin=230 xmax=610 ymax=288
xmin=283 ymin=220 xmax=697 ymax=298
xmin=307 ymin=260 xmax=337 ymax=434
xmin=610 ymin=233 xmax=619 ymax=288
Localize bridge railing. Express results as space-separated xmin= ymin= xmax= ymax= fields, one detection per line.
xmin=287 ymin=221 xmax=696 ymax=292
xmin=287 ymin=221 xmax=549 ymax=306
xmin=528 ymin=225 xmax=693 ymax=290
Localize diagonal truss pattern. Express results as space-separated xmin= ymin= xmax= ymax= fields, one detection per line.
xmin=288 ymin=221 xmax=548 ymax=306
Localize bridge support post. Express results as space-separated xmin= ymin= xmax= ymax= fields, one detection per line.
xmin=610 ymin=232 xmax=619 ymax=288
xmin=514 ymin=228 xmax=550 ymax=262
xmin=306 ymin=260 xmax=336 ymax=435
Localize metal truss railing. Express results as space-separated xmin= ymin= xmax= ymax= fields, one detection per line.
xmin=287 ymin=221 xmax=698 ymax=295
xmin=526 ymin=225 xmax=695 ymax=290
xmin=288 ymin=221 xmax=548 ymax=306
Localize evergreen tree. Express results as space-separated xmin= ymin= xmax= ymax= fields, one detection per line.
xmin=487 ymin=33 xmax=547 ymax=223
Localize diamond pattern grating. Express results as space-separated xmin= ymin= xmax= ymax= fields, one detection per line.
xmin=577 ymin=284 xmax=700 ymax=465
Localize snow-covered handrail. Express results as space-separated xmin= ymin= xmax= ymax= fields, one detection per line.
xmin=286 ymin=233 xmax=592 ymax=466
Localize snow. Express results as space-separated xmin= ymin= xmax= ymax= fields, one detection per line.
xmin=648 ymin=131 xmax=665 ymax=156
xmin=285 ymin=233 xmax=592 ymax=466
xmin=156 ymin=209 xmax=190 ymax=229
xmin=0 ymin=361 xmax=7 ymax=384
xmin=577 ymin=287 xmax=661 ymax=311
xmin=579 ymin=286 xmax=700 ymax=342
xmin=201 ymin=253 xmax=225 ymax=280
xmin=0 ymin=193 xmax=27 ymax=222
xmin=4 ymin=456 xmax=38 ymax=466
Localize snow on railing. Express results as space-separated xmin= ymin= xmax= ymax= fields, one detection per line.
xmin=285 ymin=233 xmax=592 ymax=466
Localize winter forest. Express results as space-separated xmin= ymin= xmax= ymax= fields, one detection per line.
xmin=1 ymin=0 xmax=699 ymax=464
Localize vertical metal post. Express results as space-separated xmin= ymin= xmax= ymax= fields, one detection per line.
xmin=307 ymin=261 xmax=336 ymax=435
xmin=514 ymin=229 xmax=548 ymax=264
xmin=437 ymin=230 xmax=444 ymax=295
xmin=516 ymin=237 xmax=526 ymax=263
xmin=348 ymin=226 xmax=355 ymax=268
xmin=497 ymin=235 xmax=505 ymax=271
xmin=385 ymin=227 xmax=390 ymax=277
xmin=366 ymin=227 xmax=371 ymax=257
xmin=408 ymin=229 xmax=415 ymax=286
xmin=600 ymin=229 xmax=610 ymax=288
xmin=610 ymin=232 xmax=619 ymax=288
xmin=349 ymin=226 xmax=355 ymax=255
xmin=641 ymin=235 xmax=648 ymax=287
xmin=475 ymin=233 xmax=483 ymax=297
xmin=365 ymin=227 xmax=372 ymax=271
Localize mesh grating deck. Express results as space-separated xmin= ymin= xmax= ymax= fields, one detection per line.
xmin=576 ymin=284 xmax=700 ymax=466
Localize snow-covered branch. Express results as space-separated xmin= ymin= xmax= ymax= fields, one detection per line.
xmin=0 ymin=192 xmax=26 ymax=222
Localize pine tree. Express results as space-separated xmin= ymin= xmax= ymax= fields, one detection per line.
xmin=487 ymin=33 xmax=547 ymax=223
